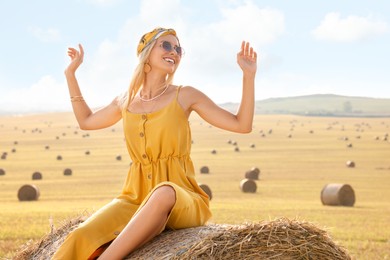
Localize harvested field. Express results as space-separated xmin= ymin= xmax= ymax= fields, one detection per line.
xmin=0 ymin=113 xmax=389 ymax=259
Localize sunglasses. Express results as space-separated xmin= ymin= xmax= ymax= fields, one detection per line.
xmin=159 ymin=41 xmax=185 ymax=57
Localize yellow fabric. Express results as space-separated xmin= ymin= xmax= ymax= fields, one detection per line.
xmin=52 ymin=86 xmax=211 ymax=260
xmin=137 ymin=27 xmax=177 ymax=56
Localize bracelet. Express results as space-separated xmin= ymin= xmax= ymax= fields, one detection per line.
xmin=70 ymin=96 xmax=85 ymax=102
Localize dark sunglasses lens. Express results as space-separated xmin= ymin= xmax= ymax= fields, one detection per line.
xmin=162 ymin=41 xmax=182 ymax=56
xmin=162 ymin=41 xmax=172 ymax=52
xmin=176 ymin=47 xmax=183 ymax=56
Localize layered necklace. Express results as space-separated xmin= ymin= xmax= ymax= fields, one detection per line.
xmin=138 ymin=84 xmax=169 ymax=114
xmin=139 ymin=84 xmax=169 ymax=102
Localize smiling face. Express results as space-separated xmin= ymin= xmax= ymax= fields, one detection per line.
xmin=148 ymin=34 xmax=182 ymax=75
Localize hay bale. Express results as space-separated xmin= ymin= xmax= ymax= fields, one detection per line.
xmin=346 ymin=160 xmax=355 ymax=168
xmin=211 ymin=149 xmax=217 ymax=154
xmin=0 ymin=168 xmax=5 ymax=176
xmin=63 ymin=168 xmax=72 ymax=176
xmin=18 ymin=184 xmax=40 ymax=201
xmin=116 ymin=155 xmax=122 ymax=161
xmin=245 ymin=167 xmax=260 ymax=180
xmin=32 ymin=171 xmax=43 ymax=180
xmin=15 ymin=217 xmax=351 ymax=260
xmin=56 ymin=155 xmax=63 ymax=161
xmin=198 ymin=183 xmax=212 ymax=200
xmin=199 ymin=166 xmax=209 ymax=174
xmin=321 ymin=183 xmax=355 ymax=207
xmin=240 ymin=179 xmax=257 ymax=193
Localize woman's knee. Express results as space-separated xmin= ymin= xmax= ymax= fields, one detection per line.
xmin=150 ymin=185 xmax=176 ymax=210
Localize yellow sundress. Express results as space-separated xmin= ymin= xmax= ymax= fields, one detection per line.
xmin=52 ymin=86 xmax=212 ymax=259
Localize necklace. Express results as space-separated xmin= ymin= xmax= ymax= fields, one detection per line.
xmin=139 ymin=84 xmax=169 ymax=102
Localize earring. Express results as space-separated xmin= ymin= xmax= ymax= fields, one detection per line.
xmin=144 ymin=62 xmax=151 ymax=73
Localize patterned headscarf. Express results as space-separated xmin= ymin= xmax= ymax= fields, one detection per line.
xmin=137 ymin=27 xmax=177 ymax=56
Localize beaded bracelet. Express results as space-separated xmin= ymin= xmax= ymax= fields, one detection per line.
xmin=70 ymin=96 xmax=85 ymax=102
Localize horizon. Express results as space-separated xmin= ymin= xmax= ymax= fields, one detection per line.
xmin=1 ymin=93 xmax=389 ymax=116
xmin=0 ymin=0 xmax=389 ymax=113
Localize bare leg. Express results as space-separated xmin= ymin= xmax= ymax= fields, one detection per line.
xmin=97 ymin=185 xmax=176 ymax=260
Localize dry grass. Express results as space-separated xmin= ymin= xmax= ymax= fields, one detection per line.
xmin=14 ymin=215 xmax=350 ymax=260
xmin=0 ymin=112 xmax=389 ymax=259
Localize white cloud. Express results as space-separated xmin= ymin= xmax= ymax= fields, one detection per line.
xmin=312 ymin=12 xmax=388 ymax=42
xmin=0 ymin=76 xmax=70 ymax=113
xmin=175 ymin=2 xmax=285 ymax=99
xmin=6 ymin=0 xmax=285 ymax=113
xmin=75 ymin=0 xmax=286 ymax=105
xmin=29 ymin=26 xmax=61 ymax=43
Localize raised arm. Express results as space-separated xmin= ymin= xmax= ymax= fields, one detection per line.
xmin=65 ymin=44 xmax=122 ymax=130
xmin=188 ymin=41 xmax=257 ymax=133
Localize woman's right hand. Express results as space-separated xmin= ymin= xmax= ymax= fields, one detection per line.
xmin=65 ymin=44 xmax=84 ymax=75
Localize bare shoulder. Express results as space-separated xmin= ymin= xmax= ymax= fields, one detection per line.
xmin=177 ymin=85 xmax=205 ymax=112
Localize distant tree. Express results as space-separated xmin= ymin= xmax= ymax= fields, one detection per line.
xmin=343 ymin=101 xmax=352 ymax=113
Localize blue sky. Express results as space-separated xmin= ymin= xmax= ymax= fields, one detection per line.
xmin=0 ymin=0 xmax=389 ymax=114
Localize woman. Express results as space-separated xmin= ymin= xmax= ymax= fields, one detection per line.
xmin=53 ymin=27 xmax=257 ymax=260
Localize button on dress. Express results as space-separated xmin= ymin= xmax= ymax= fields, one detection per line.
xmin=52 ymin=86 xmax=212 ymax=259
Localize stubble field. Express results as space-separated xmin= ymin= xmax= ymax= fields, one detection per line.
xmin=0 ymin=112 xmax=389 ymax=259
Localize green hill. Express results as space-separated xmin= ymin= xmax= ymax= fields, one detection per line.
xmin=222 ymin=94 xmax=390 ymax=117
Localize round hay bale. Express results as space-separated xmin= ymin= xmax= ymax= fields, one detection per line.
xmin=198 ymin=183 xmax=212 ymax=200
xmin=211 ymin=149 xmax=217 ymax=154
xmin=56 ymin=155 xmax=63 ymax=161
xmin=116 ymin=155 xmax=122 ymax=161
xmin=321 ymin=183 xmax=355 ymax=207
xmin=32 ymin=171 xmax=42 ymax=180
xmin=346 ymin=160 xmax=355 ymax=168
xmin=234 ymin=147 xmax=240 ymax=152
xmin=45 ymin=145 xmax=50 ymax=150
xmin=63 ymin=168 xmax=72 ymax=176
xmin=0 ymin=168 xmax=5 ymax=176
xmin=245 ymin=167 xmax=260 ymax=180
xmin=346 ymin=143 xmax=353 ymax=148
xmin=249 ymin=143 xmax=255 ymax=148
xmin=200 ymin=166 xmax=209 ymax=174
xmin=1 ymin=153 xmax=7 ymax=160
xmin=85 ymin=150 xmax=90 ymax=155
xmin=18 ymin=184 xmax=40 ymax=201
xmin=240 ymin=178 xmax=257 ymax=193
xmin=14 ymin=217 xmax=351 ymax=260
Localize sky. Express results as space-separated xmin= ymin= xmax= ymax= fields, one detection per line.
xmin=0 ymin=0 xmax=389 ymax=114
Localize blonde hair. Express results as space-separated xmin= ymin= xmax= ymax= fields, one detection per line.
xmin=121 ymin=38 xmax=177 ymax=111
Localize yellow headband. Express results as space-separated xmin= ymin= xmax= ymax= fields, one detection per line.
xmin=137 ymin=27 xmax=177 ymax=56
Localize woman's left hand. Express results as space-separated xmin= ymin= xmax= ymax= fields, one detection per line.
xmin=237 ymin=41 xmax=257 ymax=76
